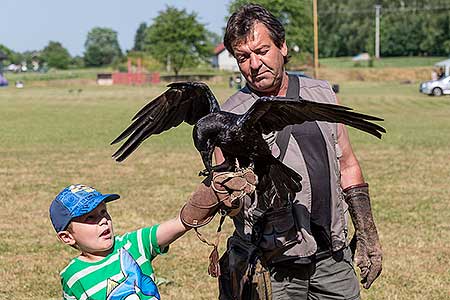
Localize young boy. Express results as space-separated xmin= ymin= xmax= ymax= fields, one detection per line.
xmin=50 ymin=171 xmax=256 ymax=300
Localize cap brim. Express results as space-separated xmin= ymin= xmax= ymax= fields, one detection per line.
xmin=103 ymin=193 xmax=120 ymax=203
xmin=71 ymin=193 xmax=120 ymax=219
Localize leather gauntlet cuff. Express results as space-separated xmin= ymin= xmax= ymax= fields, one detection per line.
xmin=343 ymin=182 xmax=369 ymax=197
xmin=343 ymin=182 xmax=375 ymax=236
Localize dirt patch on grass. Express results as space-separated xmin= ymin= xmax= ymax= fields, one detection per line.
xmin=318 ymin=67 xmax=431 ymax=83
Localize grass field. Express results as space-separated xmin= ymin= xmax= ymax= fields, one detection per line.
xmin=0 ymin=79 xmax=449 ymax=299
xmin=320 ymin=56 xmax=449 ymax=69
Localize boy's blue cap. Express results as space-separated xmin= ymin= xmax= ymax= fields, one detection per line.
xmin=49 ymin=184 xmax=120 ymax=232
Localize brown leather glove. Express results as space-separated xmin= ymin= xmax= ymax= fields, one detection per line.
xmin=180 ymin=168 xmax=257 ymax=228
xmin=344 ymin=183 xmax=382 ymax=289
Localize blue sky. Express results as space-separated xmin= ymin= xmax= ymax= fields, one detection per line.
xmin=0 ymin=0 xmax=231 ymax=56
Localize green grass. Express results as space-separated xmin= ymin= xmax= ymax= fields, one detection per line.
xmin=321 ymin=56 xmax=449 ymax=69
xmin=3 ymin=68 xmax=112 ymax=82
xmin=0 ymin=81 xmax=449 ymax=299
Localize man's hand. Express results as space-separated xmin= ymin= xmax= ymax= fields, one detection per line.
xmin=180 ymin=168 xmax=257 ymax=228
xmin=344 ymin=183 xmax=382 ymax=289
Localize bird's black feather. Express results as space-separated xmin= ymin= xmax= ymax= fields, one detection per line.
xmin=111 ymin=82 xmax=219 ymax=161
xmin=239 ymin=97 xmax=385 ymax=138
xmin=111 ymin=81 xmax=386 ymax=206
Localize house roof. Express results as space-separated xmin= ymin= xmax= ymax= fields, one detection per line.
xmin=214 ymin=43 xmax=226 ymax=55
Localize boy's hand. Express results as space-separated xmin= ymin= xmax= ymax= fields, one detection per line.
xmin=180 ymin=168 xmax=257 ymax=228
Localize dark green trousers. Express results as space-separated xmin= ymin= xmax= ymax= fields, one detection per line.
xmin=269 ymin=247 xmax=360 ymax=300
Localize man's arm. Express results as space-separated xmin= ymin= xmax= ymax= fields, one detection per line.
xmin=337 ymin=115 xmax=383 ymax=289
xmin=337 ymin=122 xmax=364 ymax=189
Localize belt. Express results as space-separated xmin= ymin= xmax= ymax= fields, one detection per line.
xmin=314 ymin=247 xmax=345 ymax=262
xmin=269 ymin=247 xmax=345 ymax=268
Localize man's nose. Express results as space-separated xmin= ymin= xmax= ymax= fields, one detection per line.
xmin=250 ymin=53 xmax=261 ymax=70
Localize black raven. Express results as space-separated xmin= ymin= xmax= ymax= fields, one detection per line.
xmin=111 ymin=82 xmax=385 ymax=205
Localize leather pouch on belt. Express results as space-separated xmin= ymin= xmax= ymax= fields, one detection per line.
xmin=259 ymin=205 xmax=299 ymax=264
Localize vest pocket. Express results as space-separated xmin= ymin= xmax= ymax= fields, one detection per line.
xmin=259 ymin=205 xmax=299 ymax=263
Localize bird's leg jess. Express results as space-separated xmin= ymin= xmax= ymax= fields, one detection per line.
xmin=199 ymin=148 xmax=216 ymax=177
xmin=211 ymin=160 xmax=234 ymax=172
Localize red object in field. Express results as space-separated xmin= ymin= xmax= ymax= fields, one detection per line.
xmin=150 ymin=72 xmax=160 ymax=84
xmin=112 ymin=72 xmax=146 ymax=85
xmin=112 ymin=58 xmax=160 ymax=85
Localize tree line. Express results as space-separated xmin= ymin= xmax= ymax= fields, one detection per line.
xmin=231 ymin=0 xmax=450 ymax=58
xmin=1 ymin=1 xmax=449 ymax=74
xmin=318 ymin=0 xmax=450 ymax=57
xmin=0 ymin=27 xmax=123 ymax=71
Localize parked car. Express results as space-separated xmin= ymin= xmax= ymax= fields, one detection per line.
xmin=419 ymin=75 xmax=450 ymax=96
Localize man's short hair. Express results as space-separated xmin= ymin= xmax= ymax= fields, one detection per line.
xmin=224 ymin=4 xmax=286 ymax=58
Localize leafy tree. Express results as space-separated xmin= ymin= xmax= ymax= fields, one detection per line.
xmin=0 ymin=44 xmax=13 ymax=60
xmin=318 ymin=0 xmax=376 ymax=57
xmin=71 ymin=56 xmax=85 ymax=68
xmin=41 ymin=41 xmax=71 ymax=69
xmin=317 ymin=0 xmax=450 ymax=57
xmin=226 ymin=1 xmax=449 ymax=58
xmin=228 ymin=1 xmax=313 ymax=57
xmin=84 ymin=27 xmax=122 ymax=67
xmin=0 ymin=44 xmax=21 ymax=65
xmin=144 ymin=6 xmax=213 ymax=76
xmin=133 ymin=22 xmax=147 ymax=51
xmin=207 ymin=31 xmax=222 ymax=48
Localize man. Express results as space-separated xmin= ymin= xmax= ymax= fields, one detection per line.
xmin=215 ymin=4 xmax=382 ymax=300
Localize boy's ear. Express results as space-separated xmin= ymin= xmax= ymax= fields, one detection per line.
xmin=57 ymin=231 xmax=76 ymax=246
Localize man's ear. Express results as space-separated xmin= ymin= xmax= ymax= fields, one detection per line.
xmin=281 ymin=41 xmax=288 ymax=57
xmin=57 ymin=231 xmax=76 ymax=246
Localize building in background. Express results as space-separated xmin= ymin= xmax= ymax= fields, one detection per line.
xmin=212 ymin=43 xmax=239 ymax=72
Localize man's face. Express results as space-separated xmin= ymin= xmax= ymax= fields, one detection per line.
xmin=233 ymin=22 xmax=287 ymax=95
xmin=69 ymin=202 xmax=114 ymax=258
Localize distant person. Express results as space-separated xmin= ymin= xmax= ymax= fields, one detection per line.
xmin=15 ymin=81 xmax=24 ymax=88
xmin=431 ymin=70 xmax=438 ymax=81
xmin=438 ymin=67 xmax=445 ymax=79
xmin=234 ymin=75 xmax=242 ymax=89
xmin=49 ymin=175 xmax=255 ymax=299
xmin=229 ymin=76 xmax=234 ymax=88
xmin=0 ymin=74 xmax=8 ymax=87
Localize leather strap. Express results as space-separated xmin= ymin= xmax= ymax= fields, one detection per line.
xmin=275 ymin=74 xmax=300 ymax=161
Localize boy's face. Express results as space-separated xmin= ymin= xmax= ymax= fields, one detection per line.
xmin=58 ymin=201 xmax=114 ymax=259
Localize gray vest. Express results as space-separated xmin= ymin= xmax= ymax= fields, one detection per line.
xmin=221 ymin=76 xmax=349 ymax=259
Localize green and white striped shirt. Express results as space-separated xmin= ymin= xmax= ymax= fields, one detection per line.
xmin=60 ymin=225 xmax=167 ymax=300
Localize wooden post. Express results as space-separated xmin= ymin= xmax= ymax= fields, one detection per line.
xmin=375 ymin=5 xmax=381 ymax=59
xmin=313 ymin=0 xmax=319 ymax=78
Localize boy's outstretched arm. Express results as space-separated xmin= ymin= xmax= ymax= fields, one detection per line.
xmin=157 ymin=216 xmax=190 ymax=248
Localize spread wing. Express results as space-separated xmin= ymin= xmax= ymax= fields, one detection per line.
xmin=238 ymin=96 xmax=386 ymax=138
xmin=111 ymin=82 xmax=220 ymax=161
